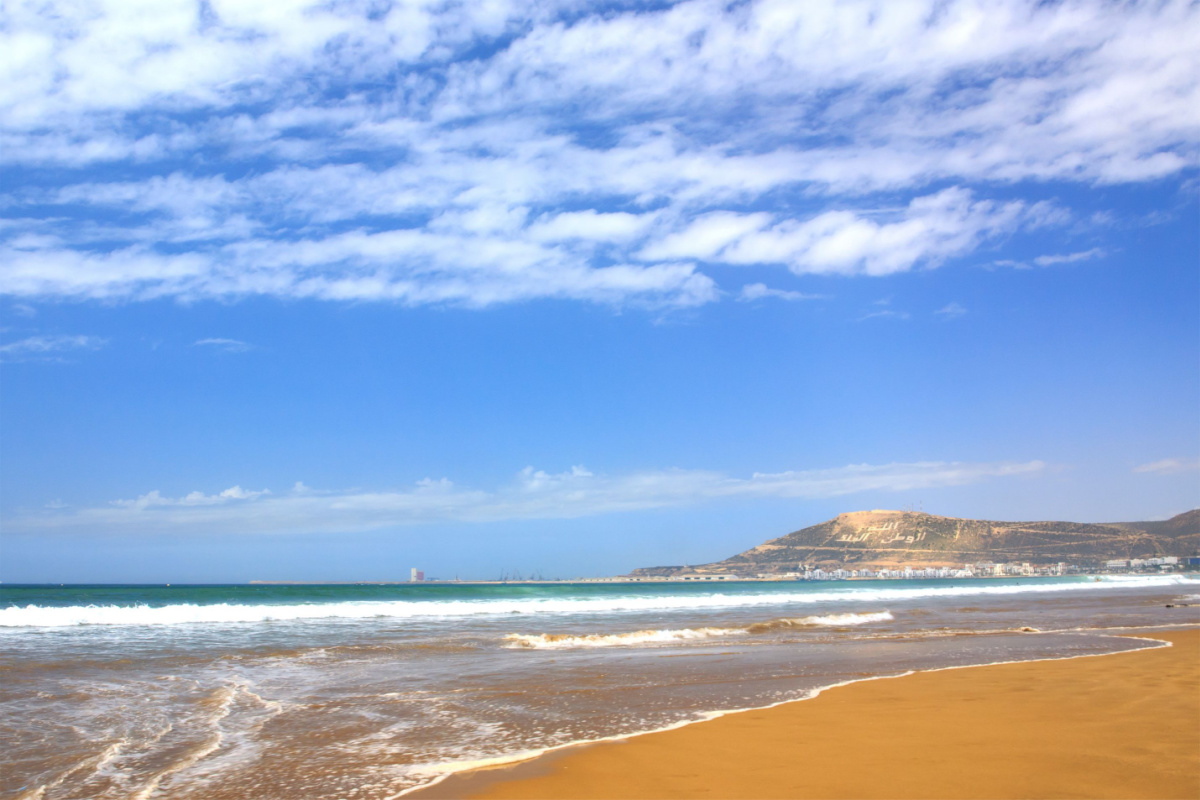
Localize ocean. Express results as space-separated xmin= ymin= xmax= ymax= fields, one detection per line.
xmin=3 ymin=575 xmax=1198 ymax=799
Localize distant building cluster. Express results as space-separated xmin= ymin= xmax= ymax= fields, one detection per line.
xmin=611 ymin=556 xmax=1196 ymax=583
xmin=412 ymin=556 xmax=1197 ymax=584
xmin=791 ymin=566 xmax=976 ymax=580
xmin=745 ymin=562 xmax=1074 ymax=581
xmin=1104 ymin=556 xmax=1181 ymax=571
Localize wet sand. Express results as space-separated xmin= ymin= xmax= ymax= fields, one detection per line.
xmin=416 ymin=629 xmax=1200 ymax=799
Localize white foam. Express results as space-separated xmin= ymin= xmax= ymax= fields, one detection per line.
xmin=127 ymin=685 xmax=237 ymax=800
xmin=503 ymin=610 xmax=897 ymax=649
xmin=791 ymin=610 xmax=894 ymax=626
xmin=399 ymin=633 xmax=1178 ymax=797
xmin=504 ymin=627 xmax=745 ymax=649
xmin=1 ymin=575 xmax=1192 ymax=628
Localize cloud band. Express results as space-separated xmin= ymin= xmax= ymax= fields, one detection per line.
xmin=10 ymin=460 xmax=1047 ymax=535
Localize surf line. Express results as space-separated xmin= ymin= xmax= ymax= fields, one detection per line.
xmin=393 ymin=630 xmax=1186 ymax=798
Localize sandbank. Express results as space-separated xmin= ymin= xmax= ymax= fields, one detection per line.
xmin=414 ymin=629 xmax=1200 ymax=799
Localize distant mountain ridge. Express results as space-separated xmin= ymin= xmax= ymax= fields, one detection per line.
xmin=629 ymin=509 xmax=1200 ymax=577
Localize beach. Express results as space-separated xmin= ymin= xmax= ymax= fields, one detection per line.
xmin=3 ymin=577 xmax=1198 ymax=799
xmin=418 ymin=629 xmax=1200 ymax=799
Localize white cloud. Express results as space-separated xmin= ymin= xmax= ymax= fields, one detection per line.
xmin=0 ymin=1 xmax=1196 ymax=307
xmin=717 ymin=189 xmax=1029 ymax=276
xmin=858 ymin=309 xmax=911 ymax=322
xmin=0 ymin=236 xmax=718 ymax=309
xmin=0 ymin=333 xmax=106 ymax=360
xmin=1 ymin=183 xmax=1043 ymax=304
xmin=1033 ymin=248 xmax=1106 ymax=267
xmin=440 ymin=1 xmax=1199 ymax=186
xmin=1133 ymin=457 xmax=1200 ymax=475
xmin=738 ymin=283 xmax=820 ymax=302
xmin=527 ymin=210 xmax=660 ymax=243
xmin=112 ymin=486 xmax=272 ymax=510
xmin=995 ymin=247 xmax=1107 ymax=270
xmin=8 ymin=459 xmax=1047 ymax=535
xmin=194 ymin=337 xmax=252 ymax=352
xmin=638 ymin=212 xmax=773 ymax=261
xmin=935 ymin=302 xmax=967 ymax=318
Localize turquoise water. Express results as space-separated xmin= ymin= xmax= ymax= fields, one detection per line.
xmin=4 ymin=578 xmax=857 ymax=608
xmin=0 ymin=575 xmax=1172 ymax=623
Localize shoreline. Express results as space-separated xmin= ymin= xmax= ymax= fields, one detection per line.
xmin=409 ymin=626 xmax=1200 ymax=799
xmin=245 ymin=573 xmax=1195 ymax=585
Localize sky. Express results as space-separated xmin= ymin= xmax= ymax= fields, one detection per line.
xmin=1 ymin=0 xmax=1197 ymax=583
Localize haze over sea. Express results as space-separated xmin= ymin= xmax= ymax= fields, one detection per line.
xmin=3 ymin=576 xmax=1198 ymax=798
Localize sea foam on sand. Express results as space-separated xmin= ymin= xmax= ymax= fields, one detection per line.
xmin=503 ymin=611 xmax=895 ymax=648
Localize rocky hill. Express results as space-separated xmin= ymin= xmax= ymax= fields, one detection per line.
xmin=630 ymin=509 xmax=1200 ymax=577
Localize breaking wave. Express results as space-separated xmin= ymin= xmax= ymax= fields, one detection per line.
xmin=504 ymin=627 xmax=742 ymax=649
xmin=745 ymin=610 xmax=895 ymax=632
xmin=1 ymin=574 xmax=1191 ymax=628
xmin=503 ymin=611 xmax=896 ymax=648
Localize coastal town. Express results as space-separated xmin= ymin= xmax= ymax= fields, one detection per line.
xmin=273 ymin=556 xmax=1199 ymax=585
xmin=573 ymin=556 xmax=1197 ymax=583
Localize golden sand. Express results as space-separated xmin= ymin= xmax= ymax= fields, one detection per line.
xmin=416 ymin=629 xmax=1200 ymax=799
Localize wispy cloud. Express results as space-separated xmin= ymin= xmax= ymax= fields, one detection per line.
xmin=9 ymin=460 xmax=1046 ymax=535
xmin=935 ymin=302 xmax=967 ymax=319
xmin=994 ymin=248 xmax=1107 ymax=270
xmin=194 ymin=338 xmax=253 ymax=353
xmin=858 ymin=310 xmax=911 ymax=322
xmin=653 ymin=188 xmax=1036 ymax=277
xmin=0 ymin=188 xmax=1053 ymax=305
xmin=0 ymin=334 xmax=106 ymax=361
xmin=0 ymin=1 xmax=1194 ymax=308
xmin=1133 ymin=457 xmax=1200 ymax=475
xmin=738 ymin=283 xmax=821 ymax=302
xmin=0 ymin=237 xmax=718 ymax=309
xmin=1032 ymin=248 xmax=1107 ymax=267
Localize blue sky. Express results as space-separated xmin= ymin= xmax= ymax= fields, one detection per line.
xmin=1 ymin=0 xmax=1197 ymax=582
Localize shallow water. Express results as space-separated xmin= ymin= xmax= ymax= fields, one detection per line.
xmin=3 ymin=575 xmax=1197 ymax=799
